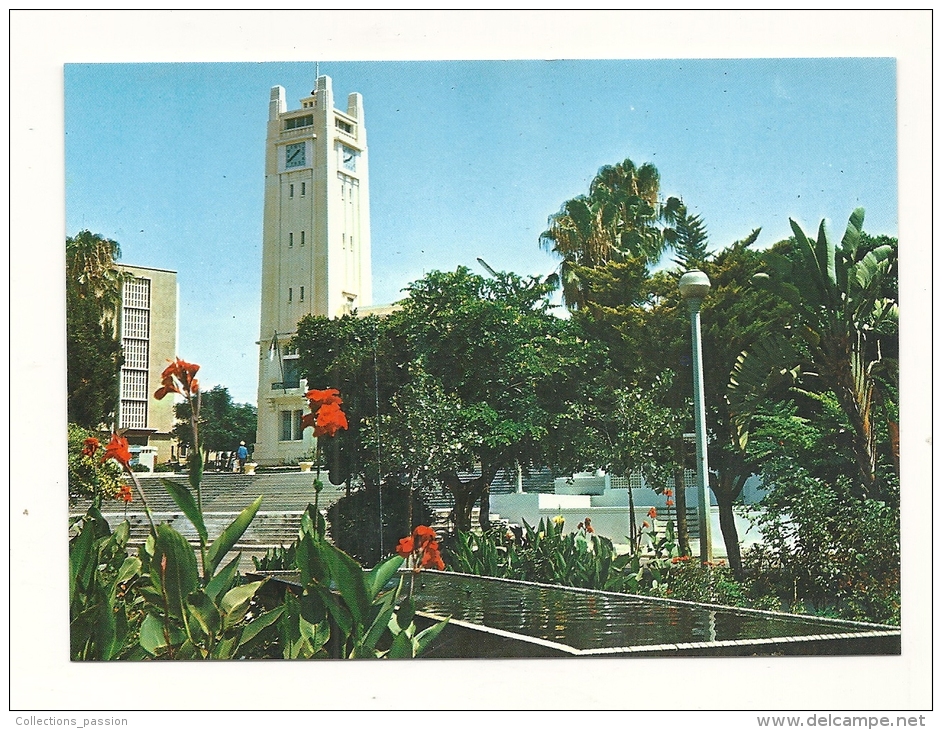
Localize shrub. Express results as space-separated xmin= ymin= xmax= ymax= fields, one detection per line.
xmin=443 ymin=517 xmax=636 ymax=593
xmin=746 ymin=458 xmax=900 ymax=625
xmin=326 ymin=482 xmax=434 ymax=567
xmin=68 ymin=423 xmax=124 ymax=505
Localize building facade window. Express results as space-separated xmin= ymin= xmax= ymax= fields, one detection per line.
xmin=120 ymin=277 xmax=151 ymax=430
xmin=288 ymin=232 xmax=293 ymax=247
xmin=289 ymin=184 xmax=294 ymax=198
xmin=288 ymin=287 xmax=293 ymax=302
xmin=299 ymin=286 xmax=305 ymax=302
xmin=280 ymin=409 xmax=304 ymax=441
xmin=301 ymin=182 xmax=306 ymax=196
xmin=300 ymin=230 xmax=305 ymax=246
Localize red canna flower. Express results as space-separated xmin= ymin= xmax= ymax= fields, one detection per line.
xmin=412 ymin=524 xmax=437 ymax=547
xmin=81 ymin=437 xmax=100 ymax=457
xmin=306 ymin=388 xmax=343 ymax=409
xmin=396 ymin=525 xmax=445 ymax=571
xmin=664 ymin=488 xmax=673 ymax=497
xmin=420 ymin=543 xmax=445 ymax=571
xmin=395 ymin=536 xmax=414 ymax=557
xmin=101 ymin=433 xmax=132 ymax=469
xmin=647 ymin=507 xmax=657 ymax=519
xmin=313 ymin=402 xmax=348 ymax=438
xmin=116 ymin=484 xmax=133 ymax=503
xmin=154 ymin=357 xmax=200 ymax=400
xmin=666 ymin=498 xmax=674 ymax=507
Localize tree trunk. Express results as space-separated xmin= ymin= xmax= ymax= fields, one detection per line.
xmin=451 ymin=488 xmax=475 ymax=532
xmin=716 ymin=494 xmax=742 ymax=578
xmin=712 ymin=469 xmax=747 ymax=578
xmin=478 ymin=484 xmax=491 ymax=532
xmin=672 ymin=436 xmax=691 ymax=556
xmin=674 ymin=467 xmax=690 ymax=557
xmin=442 ymin=467 xmax=497 ymax=533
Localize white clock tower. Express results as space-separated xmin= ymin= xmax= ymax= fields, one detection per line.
xmin=254 ymin=75 xmax=372 ymax=465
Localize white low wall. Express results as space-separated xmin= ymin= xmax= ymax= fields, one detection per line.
xmin=490 ymin=491 xmax=765 ymax=559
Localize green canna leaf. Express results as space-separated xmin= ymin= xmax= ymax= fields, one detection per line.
xmin=139 ymin=613 xmax=185 ymax=655
xmin=361 ymin=600 xmax=397 ymax=653
xmin=219 ymin=580 xmax=265 ymax=630
xmin=151 ymin=524 xmax=199 ymax=620
xmin=206 ymin=495 xmax=262 ymax=578
xmin=206 ymin=553 xmax=241 ymax=602
xmin=415 ymin=617 xmax=449 ymax=656
xmin=161 ymin=478 xmax=208 ymax=544
xmin=114 ymin=556 xmax=142 ymax=590
xmin=186 ymin=589 xmax=221 ymax=638
xmin=385 ymin=627 xmax=416 ymax=659
xmin=322 ymin=542 xmax=371 ymax=630
xmin=367 ymin=555 xmax=404 ymax=600
xmin=238 ymin=605 xmax=284 ymax=652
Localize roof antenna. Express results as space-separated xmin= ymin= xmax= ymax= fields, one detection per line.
xmin=311 ymin=62 xmax=320 ymax=95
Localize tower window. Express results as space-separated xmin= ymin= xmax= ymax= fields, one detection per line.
xmin=300 ymin=286 xmax=305 ymax=302
xmin=335 ymin=118 xmax=354 ymax=134
xmin=288 ymin=287 xmax=293 ymax=302
xmin=301 ymin=182 xmax=306 ymax=196
xmin=289 ymin=184 xmax=294 ymax=198
xmin=284 ymin=114 xmax=313 ymax=130
xmin=288 ymin=232 xmax=293 ymax=247
xmin=300 ymin=231 xmax=305 ymax=246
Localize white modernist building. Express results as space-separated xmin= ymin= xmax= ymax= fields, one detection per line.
xmin=254 ymin=75 xmax=372 ymax=465
xmin=117 ymin=264 xmax=179 ymax=468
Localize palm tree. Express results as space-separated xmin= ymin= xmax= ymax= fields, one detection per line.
xmin=540 ymin=157 xmax=681 ymax=309
xmin=729 ymin=208 xmax=898 ymax=498
xmin=66 ymin=229 xmax=129 ymax=322
xmin=66 ymin=230 xmax=129 ymax=428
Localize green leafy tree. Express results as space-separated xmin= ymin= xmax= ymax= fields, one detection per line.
xmin=294 ymin=313 xmax=408 ymax=491
xmin=295 ymin=268 xmax=601 ymax=534
xmin=66 ymin=230 xmax=129 ymax=428
xmin=386 ymin=267 xmax=601 ymax=531
xmin=571 ymin=230 xmax=790 ymax=574
xmin=172 ymin=385 xmax=257 ymax=460
xmin=569 ymin=259 xmax=693 ymax=553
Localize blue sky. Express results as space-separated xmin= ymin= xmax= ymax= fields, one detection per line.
xmin=65 ymin=58 xmax=898 ymax=405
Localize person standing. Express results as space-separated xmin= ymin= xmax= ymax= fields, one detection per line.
xmin=237 ymin=441 xmax=249 ymax=473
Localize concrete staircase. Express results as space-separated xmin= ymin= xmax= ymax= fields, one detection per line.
xmin=70 ymin=472 xmax=349 ymax=567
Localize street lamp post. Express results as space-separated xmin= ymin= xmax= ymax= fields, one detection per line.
xmin=679 ymin=270 xmax=713 ymax=565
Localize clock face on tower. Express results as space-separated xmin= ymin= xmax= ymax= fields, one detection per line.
xmin=285 ymin=142 xmax=306 ymax=169
xmin=341 ymin=145 xmax=357 ymax=172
